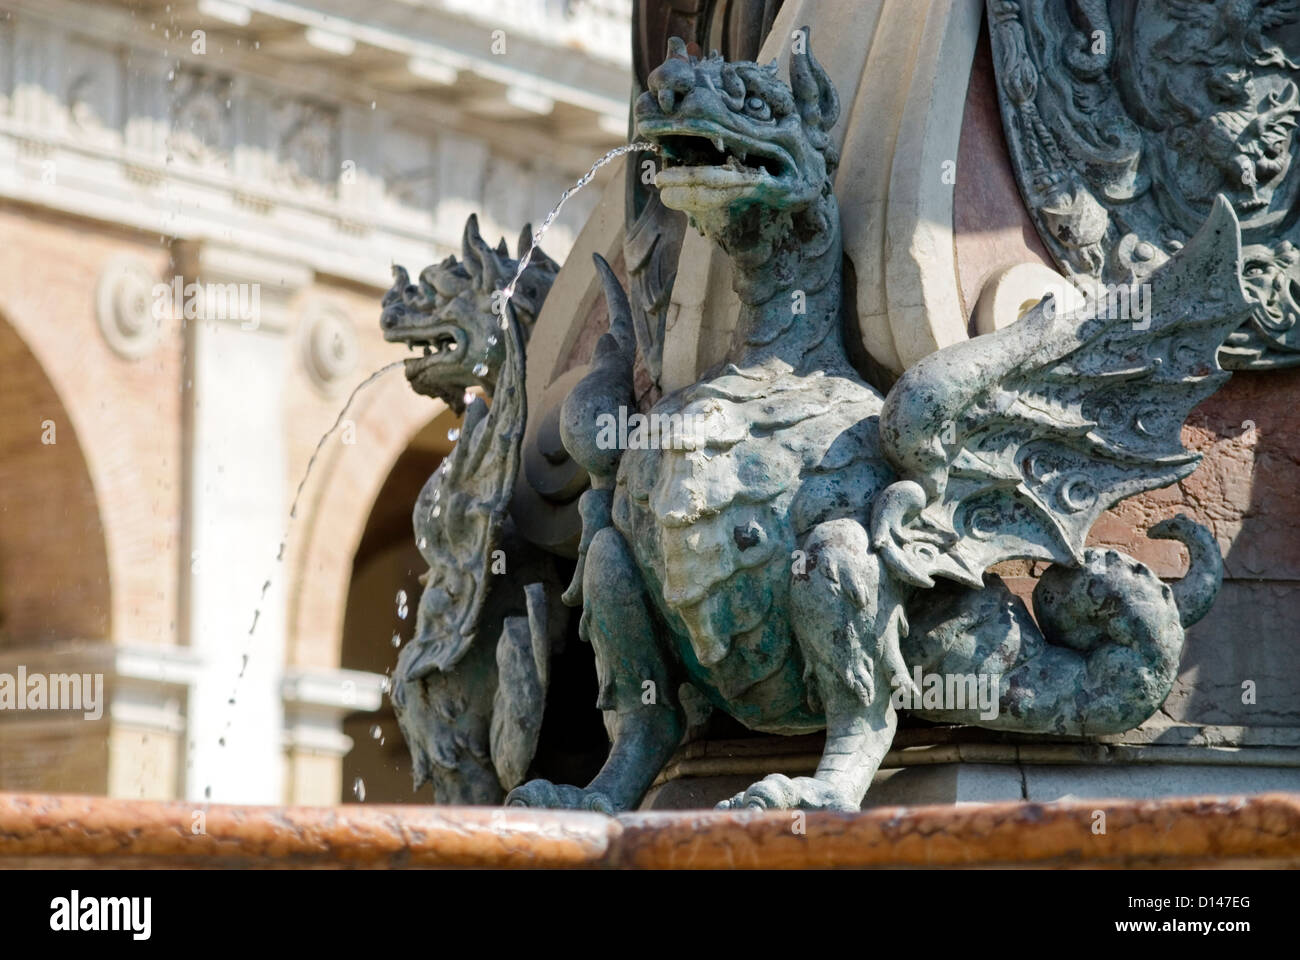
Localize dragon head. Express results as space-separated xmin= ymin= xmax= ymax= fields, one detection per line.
xmin=634 ymin=26 xmax=839 ymax=250
xmin=381 ymin=213 xmax=558 ymax=412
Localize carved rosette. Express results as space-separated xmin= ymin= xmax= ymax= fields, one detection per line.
xmin=987 ymin=0 xmax=1300 ymax=369
xmin=300 ymin=302 xmax=359 ymax=394
xmin=96 ymin=255 xmax=164 ymax=360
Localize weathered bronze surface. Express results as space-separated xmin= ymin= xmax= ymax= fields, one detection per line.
xmin=381 ymin=216 xmax=575 ymax=804
xmin=501 ymin=30 xmax=1247 ymax=813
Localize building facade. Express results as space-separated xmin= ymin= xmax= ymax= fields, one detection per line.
xmin=0 ymin=0 xmax=629 ymax=804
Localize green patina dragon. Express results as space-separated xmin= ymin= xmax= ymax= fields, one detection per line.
xmin=502 ymin=29 xmax=1246 ymax=812
xmin=380 ymin=216 xmax=574 ymax=804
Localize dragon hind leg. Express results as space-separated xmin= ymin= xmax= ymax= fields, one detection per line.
xmin=719 ymin=519 xmax=904 ymax=811
xmin=506 ymin=526 xmax=684 ymax=812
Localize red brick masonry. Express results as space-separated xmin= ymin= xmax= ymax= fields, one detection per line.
xmin=0 ymin=791 xmax=1297 ymax=868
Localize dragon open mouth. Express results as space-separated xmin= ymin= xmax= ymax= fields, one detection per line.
xmin=656 ymin=133 xmax=787 ymax=180
xmin=384 ymin=323 xmax=467 ymax=363
xmin=642 ymin=121 xmax=793 ymax=199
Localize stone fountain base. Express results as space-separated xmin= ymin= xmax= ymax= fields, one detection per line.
xmin=2 ymin=791 xmax=1298 ymax=869
xmin=643 ymin=730 xmax=1300 ymax=810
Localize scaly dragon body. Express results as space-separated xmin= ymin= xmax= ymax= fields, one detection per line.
xmin=503 ymin=30 xmax=1248 ymax=812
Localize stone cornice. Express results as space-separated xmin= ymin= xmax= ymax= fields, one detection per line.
xmin=0 ymin=0 xmax=627 ymax=287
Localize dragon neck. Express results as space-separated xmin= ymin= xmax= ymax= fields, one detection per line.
xmin=715 ymin=191 xmax=846 ymax=375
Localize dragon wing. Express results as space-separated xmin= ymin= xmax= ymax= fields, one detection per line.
xmin=871 ymin=197 xmax=1249 ymax=589
xmin=401 ymin=306 xmax=527 ymax=679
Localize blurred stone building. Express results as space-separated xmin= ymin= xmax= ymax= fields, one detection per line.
xmin=0 ymin=0 xmax=629 ymax=804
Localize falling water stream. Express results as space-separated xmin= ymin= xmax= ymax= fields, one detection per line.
xmin=209 ymin=140 xmax=658 ymax=800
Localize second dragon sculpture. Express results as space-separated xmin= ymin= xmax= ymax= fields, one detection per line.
xmin=502 ymin=30 xmax=1248 ymax=812
xmin=381 ymin=216 xmax=569 ymax=804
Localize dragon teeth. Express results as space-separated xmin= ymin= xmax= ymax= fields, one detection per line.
xmin=712 ymin=136 xmax=725 ymax=153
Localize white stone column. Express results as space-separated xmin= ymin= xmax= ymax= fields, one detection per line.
xmin=179 ymin=241 xmax=310 ymax=803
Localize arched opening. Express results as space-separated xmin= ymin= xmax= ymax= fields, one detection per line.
xmin=0 ymin=313 xmax=113 ymax=791
xmin=338 ymin=406 xmax=609 ymax=804
xmin=338 ymin=407 xmax=460 ymax=803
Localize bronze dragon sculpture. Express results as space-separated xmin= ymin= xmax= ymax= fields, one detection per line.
xmin=500 ymin=30 xmax=1246 ymax=812
xmin=380 ymin=216 xmax=584 ymax=804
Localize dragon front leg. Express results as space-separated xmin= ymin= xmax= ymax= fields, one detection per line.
xmin=506 ymin=526 xmax=684 ymax=812
xmin=719 ymin=519 xmax=911 ymax=812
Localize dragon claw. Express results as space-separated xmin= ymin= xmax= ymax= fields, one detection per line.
xmin=505 ymin=779 xmax=617 ymax=813
xmin=716 ymin=774 xmax=857 ymax=812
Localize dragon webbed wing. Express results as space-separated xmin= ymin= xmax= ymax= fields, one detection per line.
xmin=871 ymin=198 xmax=1250 ymax=589
xmin=400 ymin=308 xmax=527 ymax=680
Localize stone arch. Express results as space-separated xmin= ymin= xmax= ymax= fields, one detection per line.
xmin=0 ymin=312 xmax=111 ymax=645
xmin=286 ymin=376 xmax=457 ymax=672
xmin=335 ymin=412 xmax=460 ymax=803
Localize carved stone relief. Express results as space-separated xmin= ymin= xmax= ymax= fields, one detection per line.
xmin=988 ymin=0 xmax=1300 ymax=368
xmin=299 ymin=301 xmax=359 ymax=395
xmin=96 ymin=255 xmax=163 ymax=360
xmin=170 ymin=69 xmax=232 ymax=166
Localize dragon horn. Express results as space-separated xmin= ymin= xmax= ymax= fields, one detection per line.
xmin=789 ymin=25 xmax=839 ymax=133
xmin=461 ymin=213 xmax=506 ymax=290
xmin=592 ymin=253 xmax=636 ymax=358
xmin=517 ymin=223 xmax=559 ymax=273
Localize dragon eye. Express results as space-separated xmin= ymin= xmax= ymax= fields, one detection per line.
xmin=745 ymin=96 xmax=771 ymax=120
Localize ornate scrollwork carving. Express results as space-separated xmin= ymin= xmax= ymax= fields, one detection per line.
xmin=988 ymin=0 xmax=1300 ymax=368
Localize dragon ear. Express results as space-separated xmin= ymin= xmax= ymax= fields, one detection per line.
xmin=789 ymin=26 xmax=839 ymax=134
xmin=461 ymin=214 xmax=483 ymax=283
xmin=461 ymin=213 xmax=505 ymax=290
xmin=496 ymin=236 xmax=509 ymax=257
xmin=517 ymin=223 xmax=560 ymax=274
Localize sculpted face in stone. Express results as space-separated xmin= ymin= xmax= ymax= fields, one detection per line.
xmin=635 ymin=36 xmax=835 ymax=243
xmin=380 ymin=213 xmax=556 ymax=411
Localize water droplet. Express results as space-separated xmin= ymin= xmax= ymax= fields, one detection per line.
xmin=353 ymin=777 xmax=366 ymax=801
xmin=396 ymin=589 xmax=409 ymax=619
xmin=418 ymin=537 xmax=428 ymax=550
xmin=370 ymin=725 xmax=383 ymax=739
xmin=391 ymin=633 xmax=402 ymax=648
xmin=487 ymin=335 xmax=498 ymax=347
xmin=432 ymin=505 xmax=441 ymax=518
xmin=472 ymin=362 xmax=489 ymax=377
xmin=447 ymin=428 xmax=461 ymax=442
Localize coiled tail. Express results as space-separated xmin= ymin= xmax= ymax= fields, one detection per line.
xmin=900 ymin=516 xmax=1220 ymax=737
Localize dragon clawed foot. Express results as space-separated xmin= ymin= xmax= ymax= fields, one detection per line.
xmin=716 ymin=774 xmax=858 ymax=812
xmin=505 ymin=779 xmax=618 ymax=814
